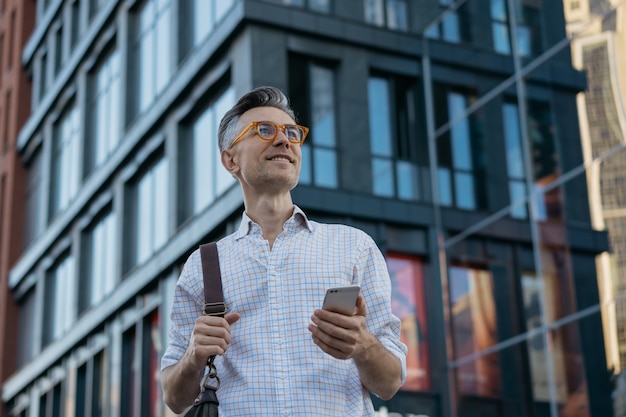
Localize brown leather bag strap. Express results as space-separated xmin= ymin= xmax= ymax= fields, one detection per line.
xmin=199 ymin=242 xmax=227 ymax=317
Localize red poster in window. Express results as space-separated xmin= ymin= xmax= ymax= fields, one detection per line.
xmin=449 ymin=267 xmax=501 ymax=398
xmin=387 ymin=254 xmax=430 ymax=391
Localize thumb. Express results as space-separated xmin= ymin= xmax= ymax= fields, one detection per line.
xmin=225 ymin=312 xmax=240 ymax=325
xmin=355 ymin=294 xmax=367 ymax=317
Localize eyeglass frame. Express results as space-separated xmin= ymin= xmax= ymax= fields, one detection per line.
xmin=228 ymin=121 xmax=309 ymax=149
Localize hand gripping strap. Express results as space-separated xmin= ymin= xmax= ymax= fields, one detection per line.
xmin=199 ymin=242 xmax=227 ymax=317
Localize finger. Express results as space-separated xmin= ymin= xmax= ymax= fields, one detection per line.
xmin=225 ymin=312 xmax=240 ymax=325
xmin=309 ymin=320 xmax=356 ymax=347
xmin=191 ymin=318 xmax=234 ymax=348
xmin=312 ymin=310 xmax=359 ymax=334
xmin=195 ymin=315 xmax=230 ymax=328
xmin=187 ymin=337 xmax=228 ymax=367
xmin=309 ymin=325 xmax=353 ymax=359
xmin=355 ymin=294 xmax=367 ymax=317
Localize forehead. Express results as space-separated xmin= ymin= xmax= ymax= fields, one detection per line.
xmin=239 ymin=106 xmax=295 ymax=125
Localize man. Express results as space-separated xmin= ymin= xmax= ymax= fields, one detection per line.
xmin=161 ymin=86 xmax=407 ymax=416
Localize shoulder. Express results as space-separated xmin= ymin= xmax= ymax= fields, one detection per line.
xmin=311 ymin=221 xmax=375 ymax=245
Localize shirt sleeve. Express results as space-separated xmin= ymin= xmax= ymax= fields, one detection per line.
xmin=354 ymin=232 xmax=408 ymax=385
xmin=161 ymin=249 xmax=205 ymax=371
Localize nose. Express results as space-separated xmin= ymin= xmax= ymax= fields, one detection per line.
xmin=273 ymin=127 xmax=291 ymax=147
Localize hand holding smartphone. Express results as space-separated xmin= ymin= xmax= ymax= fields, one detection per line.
xmin=322 ymin=285 xmax=360 ymax=315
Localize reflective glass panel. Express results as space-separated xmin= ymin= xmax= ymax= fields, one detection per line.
xmin=387 ymin=254 xmax=430 ymax=391
xmin=313 ymin=148 xmax=338 ymax=188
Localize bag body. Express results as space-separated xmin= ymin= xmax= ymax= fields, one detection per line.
xmin=184 ymin=389 xmax=219 ymax=417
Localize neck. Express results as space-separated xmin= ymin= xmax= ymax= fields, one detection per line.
xmin=243 ymin=193 xmax=294 ymax=247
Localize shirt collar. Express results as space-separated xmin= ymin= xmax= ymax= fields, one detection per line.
xmin=234 ymin=205 xmax=314 ymax=240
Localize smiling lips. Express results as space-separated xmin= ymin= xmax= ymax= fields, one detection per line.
xmin=268 ymin=155 xmax=293 ymax=163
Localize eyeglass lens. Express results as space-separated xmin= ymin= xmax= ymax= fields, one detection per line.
xmin=257 ymin=123 xmax=303 ymax=142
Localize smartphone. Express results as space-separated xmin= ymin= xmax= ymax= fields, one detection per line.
xmin=322 ymin=285 xmax=361 ymax=315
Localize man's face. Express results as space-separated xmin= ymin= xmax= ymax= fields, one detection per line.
xmin=225 ymin=106 xmax=302 ymax=194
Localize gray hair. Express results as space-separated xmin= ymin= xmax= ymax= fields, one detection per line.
xmin=218 ymin=86 xmax=297 ymax=151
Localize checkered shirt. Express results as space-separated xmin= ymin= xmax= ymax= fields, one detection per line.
xmin=161 ymin=206 xmax=407 ymax=416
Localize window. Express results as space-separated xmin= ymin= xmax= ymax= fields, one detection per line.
xmin=491 ymin=0 xmax=511 ymax=54
xmin=142 ymin=311 xmax=162 ymax=416
xmin=1 ymin=104 xmax=5 ymax=154
xmin=92 ymin=351 xmax=106 ymax=416
xmin=121 ymin=327 xmax=137 ymax=417
xmin=307 ymin=65 xmax=338 ymax=188
xmin=80 ymin=210 xmax=117 ymax=312
xmin=501 ymin=100 xmax=560 ymax=221
xmin=17 ymin=288 xmax=37 ymax=367
xmin=24 ymin=150 xmax=44 ymax=247
xmin=39 ymin=383 xmax=62 ymax=417
xmin=44 ymin=254 xmax=76 ymax=346
xmin=502 ymin=102 xmax=528 ymax=219
xmin=133 ymin=158 xmax=168 ymax=267
xmin=120 ymin=310 xmax=163 ymax=416
xmin=368 ymin=75 xmax=422 ymax=200
xmin=0 ymin=34 xmax=4 ymax=88
xmin=54 ymin=25 xmax=64 ymax=76
xmin=193 ymin=0 xmax=234 ymax=44
xmin=134 ymin=0 xmax=172 ymax=113
xmin=71 ymin=0 xmax=81 ymax=49
xmin=521 ymin=271 xmax=567 ymax=403
xmin=76 ymin=351 xmax=106 ymax=417
xmin=289 ymin=57 xmax=338 ymax=188
xmin=425 ymin=0 xmax=469 ymax=43
xmin=490 ymin=0 xmax=541 ymax=57
xmin=281 ymin=0 xmax=330 ymax=13
xmin=449 ymin=266 xmax=501 ymax=397
xmin=521 ymin=265 xmax=589 ymax=410
xmin=90 ymin=0 xmax=108 ymax=20
xmin=387 ymin=254 xmax=430 ymax=391
xmin=179 ymin=87 xmax=236 ymax=221
xmin=76 ymin=364 xmax=87 ymax=416
xmin=87 ymin=49 xmax=121 ymax=172
xmin=527 ymin=100 xmax=561 ymax=221
xmin=4 ymin=90 xmax=11 ymax=152
xmin=435 ymin=87 xmax=484 ymax=210
xmin=364 ymin=0 xmax=408 ymax=31
xmin=38 ymin=51 xmax=49 ymax=104
xmin=7 ymin=10 xmax=14 ymax=68
xmin=50 ymin=104 xmax=80 ymax=218
xmin=0 ymin=175 xmax=4 ymax=243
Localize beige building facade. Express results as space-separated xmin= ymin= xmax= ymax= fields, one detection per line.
xmin=564 ymin=1 xmax=626 ymax=415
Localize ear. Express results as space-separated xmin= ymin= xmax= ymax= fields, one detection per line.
xmin=221 ymin=149 xmax=240 ymax=175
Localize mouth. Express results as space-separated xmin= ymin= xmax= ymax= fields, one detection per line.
xmin=267 ymin=155 xmax=294 ymax=163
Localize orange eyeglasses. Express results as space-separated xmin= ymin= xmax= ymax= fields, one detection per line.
xmin=229 ymin=121 xmax=309 ymax=149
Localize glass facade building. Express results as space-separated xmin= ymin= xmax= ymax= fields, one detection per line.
xmin=1 ymin=0 xmax=624 ymax=416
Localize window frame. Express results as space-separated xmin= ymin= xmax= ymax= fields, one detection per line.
xmin=434 ymin=85 xmax=485 ymax=210
xmin=131 ymin=0 xmax=173 ymax=115
xmin=43 ymin=253 xmax=76 ymax=347
xmin=289 ymin=56 xmax=340 ymax=189
xmin=364 ymin=0 xmax=408 ymax=31
xmin=86 ymin=46 xmax=121 ymax=174
xmin=50 ymin=103 xmax=81 ymax=219
xmin=80 ymin=208 xmax=117 ymax=313
xmin=368 ymin=73 xmax=424 ymax=201
xmin=178 ymin=85 xmax=236 ymax=224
